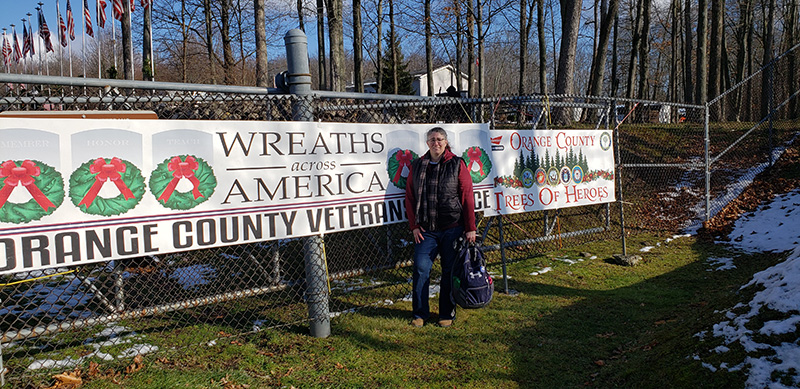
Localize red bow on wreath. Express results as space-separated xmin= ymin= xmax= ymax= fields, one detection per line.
xmin=0 ymin=160 xmax=56 ymax=211
xmin=393 ymin=150 xmax=413 ymax=184
xmin=466 ymin=147 xmax=485 ymax=175
xmin=157 ymin=156 xmax=204 ymax=203
xmin=78 ymin=157 xmax=136 ymax=208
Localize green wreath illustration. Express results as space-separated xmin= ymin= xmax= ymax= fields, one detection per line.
xmin=0 ymin=159 xmax=64 ymax=224
xmin=149 ymin=155 xmax=217 ymax=210
xmin=387 ymin=149 xmax=418 ymax=189
xmin=462 ymin=146 xmax=493 ymax=183
xmin=69 ymin=157 xmax=146 ymax=216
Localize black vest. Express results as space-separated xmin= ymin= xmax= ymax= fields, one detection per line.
xmin=411 ymin=155 xmax=463 ymax=231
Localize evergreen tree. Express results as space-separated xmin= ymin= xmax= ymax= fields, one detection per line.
xmin=376 ymin=32 xmax=415 ymax=95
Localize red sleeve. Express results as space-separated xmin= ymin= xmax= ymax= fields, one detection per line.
xmin=404 ymin=164 xmax=419 ymax=231
xmin=458 ymin=160 xmax=476 ymax=232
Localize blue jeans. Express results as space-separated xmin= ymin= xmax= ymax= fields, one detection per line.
xmin=412 ymin=226 xmax=463 ymax=321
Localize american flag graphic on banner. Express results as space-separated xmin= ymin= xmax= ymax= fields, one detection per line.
xmin=2 ymin=35 xmax=12 ymax=67
xmin=58 ymin=2 xmax=69 ymax=47
xmin=12 ymin=26 xmax=22 ymax=63
xmin=98 ymin=0 xmax=108 ymax=28
xmin=113 ymin=0 xmax=123 ymax=21
xmin=66 ymin=0 xmax=76 ymax=40
xmin=38 ymin=7 xmax=55 ymax=53
xmin=84 ymin=0 xmax=94 ymax=37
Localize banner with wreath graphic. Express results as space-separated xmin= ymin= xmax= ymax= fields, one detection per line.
xmin=486 ymin=129 xmax=616 ymax=216
xmin=0 ymin=119 xmax=492 ymax=275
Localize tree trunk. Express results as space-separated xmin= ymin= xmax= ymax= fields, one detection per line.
xmin=456 ymin=0 xmax=463 ymax=89
xmin=553 ymin=0 xmax=582 ymax=124
xmin=696 ymin=0 xmax=708 ymax=105
xmin=326 ymin=0 xmax=345 ymax=91
xmin=181 ymin=0 xmax=188 ymax=83
xmin=519 ymin=0 xmax=527 ymax=95
xmin=669 ymin=0 xmax=680 ymax=103
xmin=587 ymin=0 xmax=619 ymax=97
xmin=203 ymin=0 xmax=217 ymax=84
xmin=425 ymin=0 xmax=434 ymax=95
xmin=376 ymin=0 xmax=383 ymax=93
xmin=143 ymin=3 xmax=153 ymax=81
xmin=297 ymin=0 xmax=306 ymax=31
xmin=682 ymin=0 xmax=693 ymax=103
xmin=255 ymin=0 xmax=269 ymax=87
xmin=477 ymin=0 xmax=484 ymax=98
xmin=467 ymin=0 xmax=474 ymax=97
xmin=221 ymin=0 xmax=235 ymax=85
xmin=122 ymin=0 xmax=133 ymax=80
xmin=316 ymin=0 xmax=327 ymax=90
xmin=625 ymin=0 xmax=642 ymax=100
xmin=788 ymin=0 xmax=798 ymax=117
xmin=537 ymin=0 xmax=547 ymax=94
xmin=354 ymin=0 xmax=364 ymax=92
xmin=709 ymin=0 xmax=723 ymax=118
xmin=636 ymin=0 xmax=651 ymax=100
xmin=761 ymin=0 xmax=775 ymax=117
xmin=390 ymin=0 xmax=398 ymax=94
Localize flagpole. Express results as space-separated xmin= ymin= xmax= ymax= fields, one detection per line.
xmin=11 ymin=24 xmax=17 ymax=74
xmin=2 ymin=29 xmax=7 ymax=74
xmin=21 ymin=19 xmax=28 ymax=74
xmin=57 ymin=1 xmax=63 ymax=77
xmin=97 ymin=0 xmax=101 ymax=78
xmin=81 ymin=6 xmax=86 ymax=78
xmin=112 ymin=7 xmax=117 ymax=71
xmin=36 ymin=5 xmax=45 ymax=76
xmin=129 ymin=0 xmax=134 ymax=80
xmin=149 ymin=2 xmax=154 ymax=81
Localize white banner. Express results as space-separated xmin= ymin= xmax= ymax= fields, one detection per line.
xmin=0 ymin=119 xmax=493 ymax=275
xmin=487 ymin=129 xmax=616 ymax=215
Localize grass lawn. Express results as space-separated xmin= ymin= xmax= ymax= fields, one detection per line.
xmin=54 ymin=232 xmax=782 ymax=389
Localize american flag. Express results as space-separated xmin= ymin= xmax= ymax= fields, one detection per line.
xmin=22 ymin=23 xmax=31 ymax=58
xmin=66 ymin=0 xmax=76 ymax=40
xmin=26 ymin=20 xmax=35 ymax=56
xmin=84 ymin=0 xmax=94 ymax=37
xmin=38 ymin=7 xmax=55 ymax=53
xmin=141 ymin=0 xmax=151 ymax=8
xmin=12 ymin=26 xmax=22 ymax=63
xmin=98 ymin=0 xmax=108 ymax=28
xmin=2 ymin=34 xmax=12 ymax=67
xmin=131 ymin=0 xmax=135 ymax=12
xmin=113 ymin=0 xmax=123 ymax=21
xmin=58 ymin=2 xmax=69 ymax=47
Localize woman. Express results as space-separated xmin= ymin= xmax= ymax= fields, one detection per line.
xmin=404 ymin=127 xmax=476 ymax=328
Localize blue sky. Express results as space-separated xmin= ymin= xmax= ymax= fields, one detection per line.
xmin=1 ymin=1 xmax=111 ymax=41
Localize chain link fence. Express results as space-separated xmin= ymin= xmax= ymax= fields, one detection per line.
xmin=0 ymin=43 xmax=798 ymax=384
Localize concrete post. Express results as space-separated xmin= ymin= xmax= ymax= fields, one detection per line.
xmin=284 ymin=29 xmax=331 ymax=338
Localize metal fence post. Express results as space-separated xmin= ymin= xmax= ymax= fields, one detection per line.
xmin=284 ymin=28 xmax=331 ymax=338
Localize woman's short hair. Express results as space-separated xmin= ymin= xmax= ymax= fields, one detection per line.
xmin=426 ymin=127 xmax=451 ymax=150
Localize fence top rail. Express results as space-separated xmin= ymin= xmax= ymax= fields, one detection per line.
xmin=0 ymin=73 xmax=284 ymax=95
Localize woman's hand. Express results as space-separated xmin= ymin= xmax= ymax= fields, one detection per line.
xmin=413 ymin=227 xmax=425 ymax=244
xmin=465 ymin=230 xmax=477 ymax=243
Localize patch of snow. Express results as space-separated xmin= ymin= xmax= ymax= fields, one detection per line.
xmin=530 ymin=267 xmax=552 ymax=276
xmin=706 ymin=257 xmax=736 ymax=271
xmin=640 ymin=246 xmax=655 ymax=252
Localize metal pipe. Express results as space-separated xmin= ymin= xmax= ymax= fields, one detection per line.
xmin=285 ymin=28 xmax=331 ymax=339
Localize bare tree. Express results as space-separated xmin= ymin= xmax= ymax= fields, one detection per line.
xmin=255 ymin=0 xmax=269 ymax=87
xmin=203 ymin=0 xmax=217 ymax=83
xmin=317 ymin=0 xmax=327 ymax=89
xmin=143 ymin=2 xmax=154 ymax=80
xmin=709 ymin=0 xmax=723 ymax=117
xmin=695 ymin=0 xmax=707 ymax=104
xmin=326 ymin=0 xmax=346 ymax=91
xmin=537 ymin=0 xmax=546 ymax=94
xmin=636 ymin=0 xmax=651 ymax=100
xmin=425 ymin=0 xmax=434 ymax=95
xmin=761 ymin=0 xmax=775 ymax=117
xmin=390 ymin=0 xmax=398 ymax=93
xmin=586 ymin=0 xmax=619 ymax=97
xmin=354 ymin=0 xmax=364 ymax=92
xmin=376 ymin=0 xmax=383 ymax=93
xmin=122 ymin=0 xmax=133 ymax=79
xmin=682 ymin=0 xmax=693 ymax=103
xmin=553 ymin=0 xmax=583 ymax=123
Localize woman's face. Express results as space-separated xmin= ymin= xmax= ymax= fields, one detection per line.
xmin=427 ymin=132 xmax=448 ymax=160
